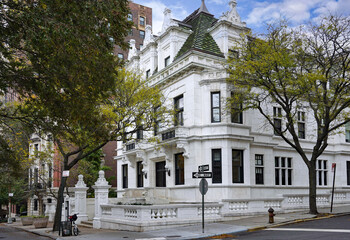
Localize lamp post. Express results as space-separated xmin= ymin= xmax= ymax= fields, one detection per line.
xmin=8 ymin=192 xmax=13 ymax=224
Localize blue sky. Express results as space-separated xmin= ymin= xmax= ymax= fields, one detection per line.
xmin=132 ymin=0 xmax=350 ymax=34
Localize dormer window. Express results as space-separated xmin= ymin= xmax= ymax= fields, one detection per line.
xmin=164 ymin=56 xmax=170 ymax=67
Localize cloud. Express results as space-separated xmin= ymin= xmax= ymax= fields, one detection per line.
xmin=246 ymin=0 xmax=326 ymax=27
xmin=135 ymin=0 xmax=188 ymax=35
xmin=208 ymin=0 xmax=227 ymax=5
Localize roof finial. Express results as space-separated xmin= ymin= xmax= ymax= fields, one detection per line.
xmin=198 ymin=0 xmax=210 ymax=14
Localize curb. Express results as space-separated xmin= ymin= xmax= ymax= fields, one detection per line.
xmin=10 ymin=225 xmax=57 ymax=240
xmin=247 ymin=211 xmax=350 ymax=233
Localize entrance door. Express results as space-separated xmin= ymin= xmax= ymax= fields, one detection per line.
xmin=156 ymin=161 xmax=166 ymax=187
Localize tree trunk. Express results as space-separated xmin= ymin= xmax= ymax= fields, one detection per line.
xmin=308 ymin=162 xmax=318 ymax=214
xmin=52 ymin=176 xmax=66 ymax=231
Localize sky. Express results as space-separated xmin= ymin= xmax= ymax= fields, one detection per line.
xmin=132 ymin=0 xmax=350 ymax=35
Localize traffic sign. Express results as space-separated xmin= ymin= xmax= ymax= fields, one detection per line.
xmin=192 ymin=172 xmax=212 ymax=178
xmin=198 ymin=164 xmax=209 ymax=172
xmin=199 ymin=179 xmax=208 ymax=195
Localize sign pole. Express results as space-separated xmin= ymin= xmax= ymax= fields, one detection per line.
xmin=202 ymin=192 xmax=204 ymax=233
xmin=330 ymin=163 xmax=336 ymax=213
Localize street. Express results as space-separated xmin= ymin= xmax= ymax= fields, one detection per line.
xmin=0 ymin=224 xmax=52 ymax=240
xmin=206 ymin=214 xmax=350 ymax=240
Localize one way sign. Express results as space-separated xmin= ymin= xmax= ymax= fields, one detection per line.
xmin=192 ymin=172 xmax=213 ymax=178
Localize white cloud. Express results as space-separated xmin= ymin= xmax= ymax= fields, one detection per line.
xmin=208 ymin=0 xmax=227 ymax=5
xmin=246 ymin=0 xmax=327 ymax=27
xmin=136 ymin=1 xmax=189 ymax=35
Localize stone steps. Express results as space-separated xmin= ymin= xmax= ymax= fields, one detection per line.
xmin=79 ymin=220 xmax=93 ymax=228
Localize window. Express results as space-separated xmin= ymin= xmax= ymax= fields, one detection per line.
xmin=139 ymin=30 xmax=145 ymax=39
xmin=212 ymin=149 xmax=222 ymax=183
xmin=345 ymin=122 xmax=350 ymax=142
xmin=146 ymin=69 xmax=150 ymax=79
xmin=136 ymin=126 xmax=143 ymax=140
xmin=29 ymin=168 xmax=32 ymax=188
xmin=255 ymin=154 xmax=264 ymax=184
xmin=34 ymin=199 xmax=38 ymax=211
xmin=275 ymin=157 xmax=292 ymax=185
xmin=164 ymin=56 xmax=170 ymax=67
xmin=175 ymin=153 xmax=185 ymax=185
xmin=129 ymin=28 xmax=133 ymax=36
xmin=298 ymin=111 xmax=305 ymax=139
xmin=273 ymin=107 xmax=282 ymax=135
xmin=118 ymin=53 xmax=124 ymax=60
xmin=139 ymin=44 xmax=143 ymax=49
xmin=232 ymin=150 xmax=244 ymax=183
xmin=347 ymin=161 xmax=350 ymax=185
xmin=211 ymin=92 xmax=221 ymax=123
xmin=127 ymin=13 xmax=133 ymax=21
xmin=34 ymin=168 xmax=38 ymax=185
xmin=48 ymin=163 xmax=52 ymax=188
xmin=137 ymin=161 xmax=143 ymax=188
xmin=231 ymin=95 xmax=243 ymax=124
xmin=156 ymin=161 xmax=166 ymax=187
xmin=154 ymin=106 xmax=160 ymax=136
xmin=317 ymin=160 xmax=328 ymax=186
xmin=122 ymin=164 xmax=128 ymax=188
xmin=139 ymin=16 xmax=145 ymax=26
xmin=174 ymin=95 xmax=184 ymax=126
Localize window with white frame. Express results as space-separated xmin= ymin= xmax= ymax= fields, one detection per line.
xmin=255 ymin=154 xmax=264 ymax=184
xmin=298 ymin=111 xmax=305 ymax=139
xmin=164 ymin=56 xmax=170 ymax=67
xmin=174 ymin=95 xmax=184 ymax=126
xmin=211 ymin=92 xmax=221 ymax=123
xmin=317 ymin=159 xmax=328 ymax=186
xmin=273 ymin=107 xmax=282 ymax=135
xmin=275 ymin=157 xmax=292 ymax=185
xmin=345 ymin=122 xmax=350 ymax=142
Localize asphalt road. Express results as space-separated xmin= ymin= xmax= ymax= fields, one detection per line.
xmin=0 ymin=224 xmax=52 ymax=240
xmin=221 ymin=214 xmax=350 ymax=240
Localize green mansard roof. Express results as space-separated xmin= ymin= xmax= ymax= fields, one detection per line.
xmin=174 ymin=5 xmax=224 ymax=61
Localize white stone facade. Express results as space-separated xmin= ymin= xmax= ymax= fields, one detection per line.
xmin=115 ymin=0 xmax=350 ymax=209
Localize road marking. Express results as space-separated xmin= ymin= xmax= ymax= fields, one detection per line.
xmin=266 ymin=228 xmax=350 ymax=233
xmin=136 ymin=238 xmax=166 ymax=240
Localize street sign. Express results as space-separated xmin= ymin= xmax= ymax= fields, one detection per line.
xmin=192 ymin=172 xmax=212 ymax=178
xmin=199 ymin=179 xmax=208 ymax=195
xmin=198 ymin=164 xmax=209 ymax=172
xmin=62 ymin=170 xmax=70 ymax=177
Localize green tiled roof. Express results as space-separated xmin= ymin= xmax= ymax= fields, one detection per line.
xmin=174 ymin=11 xmax=224 ymax=60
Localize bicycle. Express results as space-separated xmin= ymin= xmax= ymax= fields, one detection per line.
xmin=69 ymin=213 xmax=80 ymax=236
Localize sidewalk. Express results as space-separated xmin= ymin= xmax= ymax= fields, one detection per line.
xmin=5 ymin=204 xmax=350 ymax=240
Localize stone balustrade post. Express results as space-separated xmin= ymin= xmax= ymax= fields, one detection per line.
xmin=74 ymin=175 xmax=89 ymax=224
xmin=92 ymin=170 xmax=111 ymax=229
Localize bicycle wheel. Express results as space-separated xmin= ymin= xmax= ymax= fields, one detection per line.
xmin=73 ymin=226 xmax=79 ymax=236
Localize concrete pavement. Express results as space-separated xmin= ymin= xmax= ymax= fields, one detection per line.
xmin=4 ymin=204 xmax=350 ymax=240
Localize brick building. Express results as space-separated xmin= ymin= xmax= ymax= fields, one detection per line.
xmin=114 ymin=1 xmax=152 ymax=60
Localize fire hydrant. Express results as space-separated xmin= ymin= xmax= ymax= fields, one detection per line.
xmin=268 ymin=207 xmax=275 ymax=223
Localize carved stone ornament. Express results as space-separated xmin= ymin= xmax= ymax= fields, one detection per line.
xmin=143 ymin=25 xmax=155 ymax=47
xmin=75 ymin=174 xmax=87 ymax=188
xmin=176 ymin=142 xmax=190 ymax=159
xmin=128 ymin=39 xmax=137 ymax=61
xmin=94 ymin=170 xmax=109 ymax=186
xmin=219 ymin=0 xmax=243 ymax=25
xmin=161 ymin=8 xmax=178 ymax=34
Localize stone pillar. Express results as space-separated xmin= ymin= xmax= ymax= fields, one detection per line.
xmin=74 ymin=175 xmax=89 ymax=224
xmin=92 ymin=171 xmax=111 ymax=229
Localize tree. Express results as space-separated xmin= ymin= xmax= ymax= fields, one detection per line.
xmin=0 ymin=0 xmax=133 ymax=230
xmin=227 ymin=16 xmax=350 ymax=214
